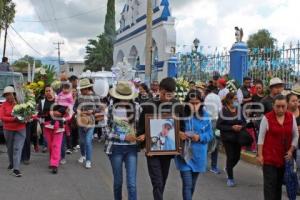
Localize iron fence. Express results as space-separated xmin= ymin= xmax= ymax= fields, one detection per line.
xmin=177 ymin=42 xmax=300 ymax=88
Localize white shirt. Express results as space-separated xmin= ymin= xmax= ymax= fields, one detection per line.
xmin=218 ymin=88 xmax=229 ymax=100
xmin=204 ymin=93 xmax=222 ymax=120
xmin=237 ymin=88 xmax=244 ymax=104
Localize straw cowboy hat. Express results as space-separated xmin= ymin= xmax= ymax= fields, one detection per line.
xmin=196 ymin=82 xmax=206 ymax=90
xmin=78 ymin=78 xmax=93 ymax=90
xmin=109 ymin=81 xmax=137 ymax=100
xmin=2 ymin=86 xmax=15 ymax=97
xmin=269 ymin=77 xmax=283 ymax=87
xmin=291 ymin=84 xmax=300 ymax=96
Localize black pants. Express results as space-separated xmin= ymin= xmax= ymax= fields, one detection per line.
xmin=22 ymin=121 xmax=38 ymax=161
xmin=223 ymin=141 xmax=241 ymax=179
xmin=147 ymin=156 xmax=172 ymax=200
xmin=263 ymin=165 xmax=284 ymax=200
xmin=71 ymin=126 xmax=78 ymax=148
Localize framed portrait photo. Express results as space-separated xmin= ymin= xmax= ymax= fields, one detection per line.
xmin=145 ymin=114 xmax=180 ymax=156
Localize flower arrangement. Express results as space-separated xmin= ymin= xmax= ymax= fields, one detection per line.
xmin=12 ymin=88 xmax=37 ymax=122
xmin=51 ymin=80 xmax=61 ymax=92
xmin=175 ymin=77 xmax=190 ymax=102
xmin=226 ymin=79 xmax=238 ymax=93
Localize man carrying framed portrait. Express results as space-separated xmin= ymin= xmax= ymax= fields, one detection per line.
xmin=137 ymin=77 xmax=185 ymax=200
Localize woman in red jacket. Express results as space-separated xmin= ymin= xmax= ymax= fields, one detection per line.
xmin=0 ymin=86 xmax=26 ymax=177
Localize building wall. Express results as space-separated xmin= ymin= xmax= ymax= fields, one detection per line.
xmin=61 ymin=62 xmax=85 ymax=77
xmin=113 ymin=0 xmax=176 ymax=82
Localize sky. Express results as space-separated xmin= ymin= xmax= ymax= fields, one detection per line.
xmin=1 ymin=0 xmax=299 ymax=64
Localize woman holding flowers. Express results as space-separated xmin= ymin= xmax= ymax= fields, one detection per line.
xmin=105 ymin=81 xmax=140 ymax=200
xmin=0 ymin=86 xmax=26 ymax=177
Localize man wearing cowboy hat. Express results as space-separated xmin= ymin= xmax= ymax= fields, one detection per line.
xmin=261 ymin=77 xmax=284 ymax=114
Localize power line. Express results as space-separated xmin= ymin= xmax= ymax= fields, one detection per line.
xmin=16 ymin=6 xmax=105 ymax=23
xmin=48 ymin=0 xmax=62 ymax=35
xmin=10 ymin=26 xmax=43 ymax=56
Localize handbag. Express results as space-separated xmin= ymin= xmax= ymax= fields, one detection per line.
xmin=238 ymin=128 xmax=253 ymax=146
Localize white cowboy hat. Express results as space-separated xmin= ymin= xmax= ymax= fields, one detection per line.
xmin=269 ymin=77 xmax=284 ymax=87
xmin=291 ymin=84 xmax=300 ymax=96
xmin=78 ymin=78 xmax=93 ymax=90
xmin=2 ymin=86 xmax=15 ymax=97
xmin=109 ymin=81 xmax=137 ymax=100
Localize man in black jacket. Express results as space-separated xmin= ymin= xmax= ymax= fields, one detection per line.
xmin=137 ymin=77 xmax=184 ymax=200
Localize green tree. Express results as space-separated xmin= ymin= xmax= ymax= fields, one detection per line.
xmin=247 ymin=29 xmax=277 ymax=49
xmin=12 ymin=55 xmax=43 ymax=72
xmin=85 ymin=0 xmax=116 ymax=71
xmin=85 ymin=34 xmax=111 ymax=71
xmin=1 ymin=0 xmax=16 ymax=56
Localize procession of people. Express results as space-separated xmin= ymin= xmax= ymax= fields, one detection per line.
xmin=1 ymin=68 xmax=300 ymax=200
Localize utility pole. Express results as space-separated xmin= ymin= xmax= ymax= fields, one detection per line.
xmin=145 ymin=0 xmax=153 ymax=86
xmin=53 ymin=41 xmax=64 ymax=73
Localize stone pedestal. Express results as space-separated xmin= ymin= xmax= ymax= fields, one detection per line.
xmin=229 ymin=42 xmax=249 ymax=85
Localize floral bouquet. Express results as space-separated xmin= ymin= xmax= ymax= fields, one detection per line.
xmin=175 ymin=77 xmax=190 ymax=102
xmin=51 ymin=80 xmax=61 ymax=92
xmin=12 ymin=88 xmax=37 ymax=122
xmin=226 ymin=79 xmax=238 ymax=93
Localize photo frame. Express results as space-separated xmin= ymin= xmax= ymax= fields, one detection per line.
xmin=145 ymin=114 xmax=180 ymax=156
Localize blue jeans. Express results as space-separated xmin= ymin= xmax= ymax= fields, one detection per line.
xmin=109 ymin=145 xmax=138 ymax=200
xmin=79 ymin=127 xmax=94 ymax=161
xmin=180 ymin=171 xmax=199 ymax=200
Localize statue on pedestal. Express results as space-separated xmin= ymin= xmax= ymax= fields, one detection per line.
xmin=112 ymin=57 xmax=136 ymax=81
xmin=235 ymin=26 xmax=244 ymax=43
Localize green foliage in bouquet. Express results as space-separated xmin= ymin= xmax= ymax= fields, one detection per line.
xmin=175 ymin=77 xmax=190 ymax=102
xmin=34 ymin=65 xmax=56 ymax=86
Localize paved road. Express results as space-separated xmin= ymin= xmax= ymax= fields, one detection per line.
xmin=0 ymin=142 xmax=292 ymax=200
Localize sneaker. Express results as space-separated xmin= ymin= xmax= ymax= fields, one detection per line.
xmin=12 ymin=170 xmax=22 ymax=177
xmin=76 ymin=145 xmax=80 ymax=149
xmin=45 ymin=124 xmax=54 ymax=129
xmin=209 ymin=168 xmax=221 ymax=174
xmin=78 ymin=156 xmax=86 ymax=164
xmin=85 ymin=161 xmax=92 ymax=169
xmin=66 ymin=149 xmax=72 ymax=155
xmin=42 ymin=147 xmax=48 ymax=153
xmin=7 ymin=164 xmax=13 ymax=171
xmin=72 ymin=147 xmax=78 ymax=152
xmin=227 ymin=179 xmax=236 ymax=187
xmin=51 ymin=166 xmax=58 ymax=174
xmin=56 ymin=128 xmax=65 ymax=133
xmin=60 ymin=159 xmax=67 ymax=165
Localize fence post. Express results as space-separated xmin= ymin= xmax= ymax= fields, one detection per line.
xmin=229 ymin=42 xmax=249 ymax=85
